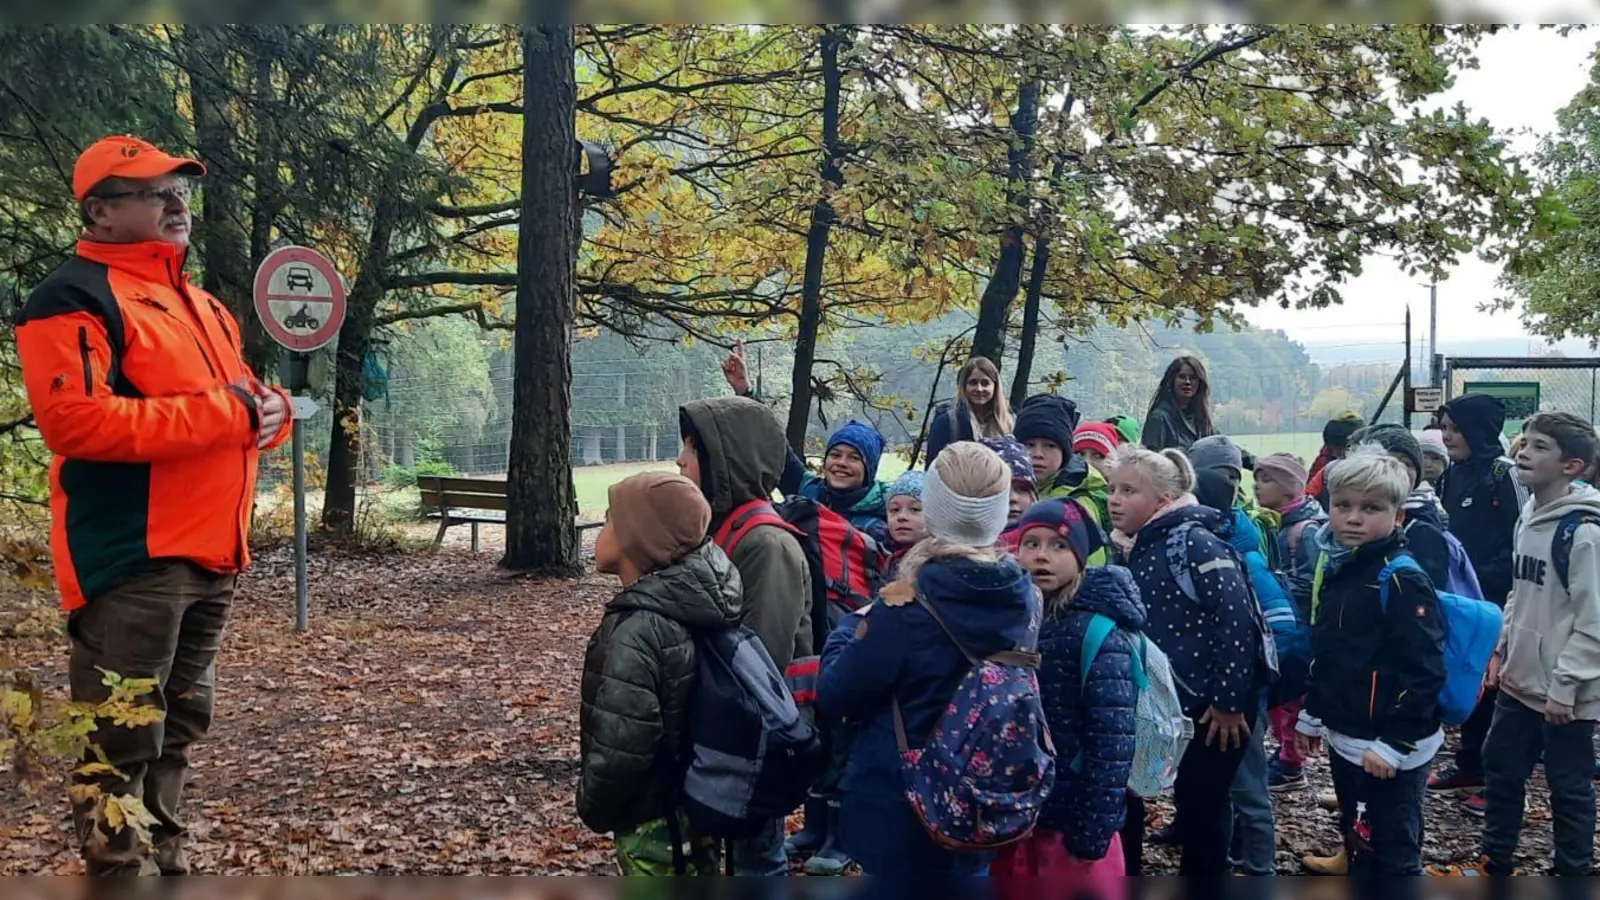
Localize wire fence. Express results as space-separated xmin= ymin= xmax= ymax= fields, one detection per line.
xmin=1445 ymin=358 xmax=1600 ymax=431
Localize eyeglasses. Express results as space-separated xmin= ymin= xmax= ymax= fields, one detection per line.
xmin=91 ymin=184 xmax=191 ymax=205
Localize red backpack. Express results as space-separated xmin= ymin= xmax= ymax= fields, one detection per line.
xmin=714 ymin=496 xmax=887 ymax=638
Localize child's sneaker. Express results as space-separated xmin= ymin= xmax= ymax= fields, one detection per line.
xmin=1427 ymin=855 xmax=1491 ymax=876
xmin=1462 ymin=792 xmax=1487 ymax=817
xmin=1427 ymin=765 xmax=1485 ymax=793
xmin=1267 ymin=758 xmax=1307 ymax=793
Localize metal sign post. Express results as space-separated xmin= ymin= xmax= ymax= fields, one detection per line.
xmin=255 ymin=246 xmax=345 ymax=631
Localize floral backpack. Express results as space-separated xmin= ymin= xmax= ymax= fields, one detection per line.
xmin=893 ymin=595 xmax=1056 ymax=851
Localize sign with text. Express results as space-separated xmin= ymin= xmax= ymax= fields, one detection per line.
xmin=1407 ymin=386 xmax=1443 ymax=414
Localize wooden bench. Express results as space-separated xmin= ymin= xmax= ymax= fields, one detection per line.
xmin=417 ymin=475 xmax=603 ymax=551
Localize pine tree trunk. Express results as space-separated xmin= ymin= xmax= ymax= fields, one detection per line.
xmin=502 ymin=25 xmax=580 ymax=575
xmin=1010 ymin=232 xmax=1049 ymax=409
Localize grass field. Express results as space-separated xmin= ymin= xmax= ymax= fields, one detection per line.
xmin=567 ymin=432 xmax=1330 ymax=517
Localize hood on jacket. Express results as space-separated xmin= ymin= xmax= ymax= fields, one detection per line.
xmin=1280 ymin=496 xmax=1326 ymax=528
xmin=1193 ymin=468 xmax=1237 ymax=519
xmin=1069 ymin=565 xmax=1147 ymax=632
xmin=1522 ymin=482 xmax=1600 ymax=528
xmin=1441 ymin=394 xmax=1508 ymax=461
xmin=914 ymin=555 xmax=1039 ymax=655
xmin=1045 ymin=453 xmax=1101 ymax=496
xmin=607 ymin=540 xmax=743 ymax=629
xmin=1139 ymin=502 xmax=1228 ymax=545
xmin=679 ymin=397 xmax=788 ymax=519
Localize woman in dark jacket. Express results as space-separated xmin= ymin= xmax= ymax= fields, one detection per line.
xmin=1141 ymin=355 xmax=1217 ymax=453
xmin=1107 ymin=445 xmax=1262 ymax=877
xmin=925 ymin=356 xmax=1015 ymax=463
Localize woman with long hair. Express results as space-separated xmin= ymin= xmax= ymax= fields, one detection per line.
xmin=1141 ymin=355 xmax=1216 ymax=453
xmin=925 ymin=357 xmax=1015 ymax=463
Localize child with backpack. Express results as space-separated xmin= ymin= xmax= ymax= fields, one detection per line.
xmin=884 ymin=471 xmax=927 ymax=580
xmin=992 ymin=499 xmax=1140 ymax=881
xmin=779 ymin=419 xmax=892 ymax=547
xmin=981 ymin=436 xmax=1037 ymax=553
xmin=679 ymin=396 xmax=814 ymax=875
xmin=818 ymin=442 xmax=1049 ymax=876
xmin=1431 ymin=394 xmax=1528 ymax=800
xmin=1251 ymin=452 xmax=1325 ymax=795
xmin=577 ymin=473 xmax=740 ymax=875
xmin=1107 ymin=445 xmax=1263 ymax=877
xmin=1352 ymin=424 xmax=1476 ymax=600
xmin=1433 ymin=413 xmax=1600 ymax=876
xmin=1293 ymin=445 xmax=1447 ymax=877
xmin=1194 ymin=469 xmax=1298 ymax=876
xmin=1015 ymin=393 xmax=1109 ymax=564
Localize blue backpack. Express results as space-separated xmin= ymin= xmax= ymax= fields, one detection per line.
xmin=893 ymin=595 xmax=1056 ymax=851
xmin=1404 ymin=520 xmax=1485 ymax=601
xmin=1377 ymin=554 xmax=1502 ymax=726
xmin=1075 ymin=614 xmax=1193 ymax=798
xmin=1552 ymin=510 xmax=1600 ymax=591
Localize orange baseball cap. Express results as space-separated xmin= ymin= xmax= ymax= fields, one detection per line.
xmin=73 ymin=135 xmax=206 ymax=202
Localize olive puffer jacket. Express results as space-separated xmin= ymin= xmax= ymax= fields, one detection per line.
xmin=577 ymin=540 xmax=743 ymax=835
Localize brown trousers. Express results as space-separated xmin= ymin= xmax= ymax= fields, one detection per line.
xmin=68 ymin=560 xmax=234 ymax=876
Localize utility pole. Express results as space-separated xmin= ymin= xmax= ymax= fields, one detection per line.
xmin=1428 ymin=281 xmax=1440 ymax=386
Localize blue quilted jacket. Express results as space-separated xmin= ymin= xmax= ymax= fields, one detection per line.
xmin=1036 ymin=565 xmax=1145 ymax=860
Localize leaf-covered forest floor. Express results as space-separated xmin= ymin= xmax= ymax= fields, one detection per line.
xmin=0 ymin=545 xmax=1585 ymax=875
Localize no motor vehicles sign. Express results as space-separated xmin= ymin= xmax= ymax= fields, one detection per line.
xmin=254 ymin=246 xmax=347 ymax=352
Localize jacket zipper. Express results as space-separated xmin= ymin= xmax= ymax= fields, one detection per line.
xmin=1368 ymin=672 xmax=1378 ymax=720
xmin=134 ymin=296 xmax=218 ymax=380
xmin=77 ymin=327 xmax=93 ymax=396
xmin=209 ymin=299 xmax=240 ymax=356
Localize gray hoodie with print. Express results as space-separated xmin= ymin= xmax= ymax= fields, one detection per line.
xmin=1500 ymin=483 xmax=1600 ymax=720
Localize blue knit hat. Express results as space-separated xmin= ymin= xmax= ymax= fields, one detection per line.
xmin=1016 ymin=498 xmax=1106 ymax=567
xmin=888 ymin=470 xmax=925 ymax=502
xmin=827 ymin=419 xmax=884 ymax=484
xmin=980 ymin=436 xmax=1035 ymax=489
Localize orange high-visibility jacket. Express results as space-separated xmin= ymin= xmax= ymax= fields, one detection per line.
xmin=16 ymin=239 xmax=292 ymax=610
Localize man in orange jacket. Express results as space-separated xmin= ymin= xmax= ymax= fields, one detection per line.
xmin=15 ymin=135 xmax=292 ymax=875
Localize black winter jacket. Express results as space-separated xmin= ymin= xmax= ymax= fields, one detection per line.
xmin=577 ymin=541 xmax=743 ymax=834
xmin=1437 ymin=394 xmax=1527 ymax=605
xmin=1304 ymin=527 xmax=1446 ymax=757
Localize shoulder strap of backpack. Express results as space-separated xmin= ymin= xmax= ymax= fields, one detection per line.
xmin=1286 ymin=519 xmax=1313 ymax=562
xmin=1311 ymin=551 xmax=1328 ymax=623
xmin=1165 ymin=521 xmax=1200 ymax=602
xmin=1078 ymin=613 xmax=1117 ymax=687
xmin=1375 ymin=553 xmax=1424 ymax=613
xmin=1553 ymin=510 xmax=1600 ymax=592
xmin=713 ymin=499 xmax=798 ymax=555
xmin=914 ymin=593 xmax=1041 ymax=668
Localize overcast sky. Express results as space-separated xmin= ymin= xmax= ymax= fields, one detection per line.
xmin=1244 ymin=27 xmax=1597 ymax=350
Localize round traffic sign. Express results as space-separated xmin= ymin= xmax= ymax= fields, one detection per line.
xmin=253 ymin=246 xmax=347 ymax=352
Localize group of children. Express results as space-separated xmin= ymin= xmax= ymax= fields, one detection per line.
xmin=578 ymin=347 xmax=1600 ymax=878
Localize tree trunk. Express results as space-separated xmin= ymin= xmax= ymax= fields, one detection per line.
xmin=1010 ymin=232 xmax=1049 ymax=409
xmin=502 ymin=25 xmax=580 ymax=575
xmin=321 ymin=276 xmax=378 ymax=532
xmin=183 ymin=27 xmax=275 ymax=375
xmin=970 ymin=78 xmax=1041 ymax=366
xmin=785 ymin=26 xmax=846 ymax=452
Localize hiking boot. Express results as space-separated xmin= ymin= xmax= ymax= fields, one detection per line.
xmin=784 ymin=796 xmax=828 ymax=859
xmin=801 ymin=806 xmax=852 ymax=876
xmin=1427 ymin=855 xmax=1493 ymax=876
xmin=1302 ymin=848 xmax=1348 ymax=875
xmin=1149 ymin=822 xmax=1180 ymax=847
xmin=1267 ymin=759 xmax=1307 ymax=793
xmin=1427 ymin=766 xmax=1485 ymax=793
xmin=1317 ymin=791 xmax=1339 ymax=812
xmin=1463 ymin=792 xmax=1488 ymax=817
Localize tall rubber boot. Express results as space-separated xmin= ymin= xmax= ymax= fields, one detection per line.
xmin=802 ymin=802 xmax=853 ymax=875
xmin=784 ymin=795 xmax=828 ymax=859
